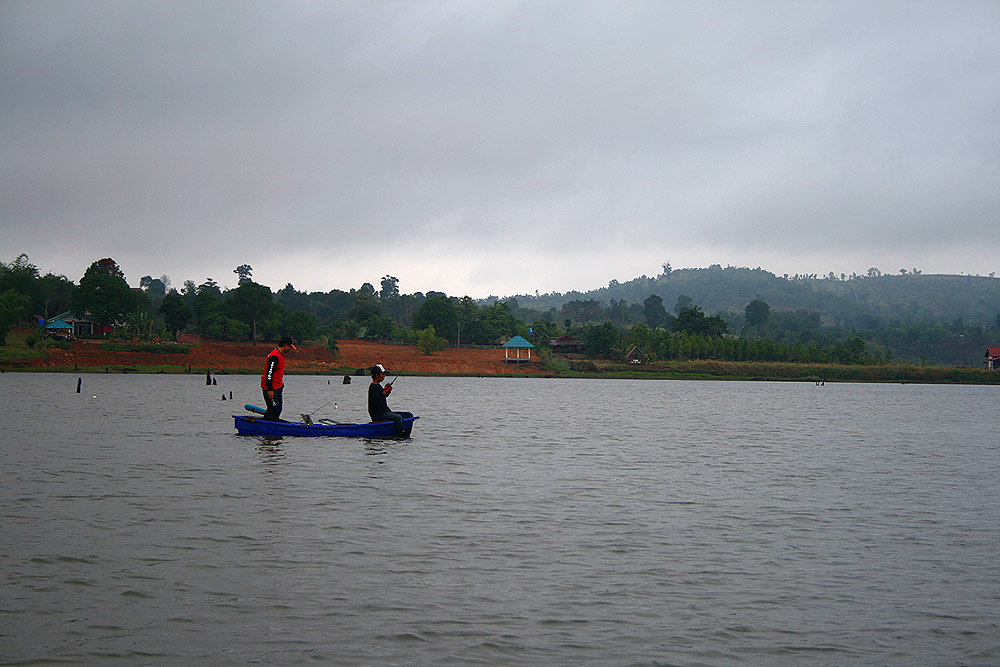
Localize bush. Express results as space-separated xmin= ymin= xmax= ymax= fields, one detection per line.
xmin=538 ymin=349 xmax=570 ymax=373
xmin=417 ymin=325 xmax=447 ymax=355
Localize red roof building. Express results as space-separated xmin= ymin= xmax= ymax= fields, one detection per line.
xmin=986 ymin=348 xmax=1000 ymax=370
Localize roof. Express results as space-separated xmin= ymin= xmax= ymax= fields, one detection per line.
xmin=551 ymin=335 xmax=581 ymax=345
xmin=49 ymin=311 xmax=98 ymax=324
xmin=45 ymin=319 xmax=73 ymax=329
xmin=986 ymin=348 xmax=1000 ymax=357
xmin=625 ymin=344 xmax=648 ymax=359
xmin=502 ymin=335 xmax=535 ymax=348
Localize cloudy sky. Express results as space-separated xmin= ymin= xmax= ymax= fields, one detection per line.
xmin=2 ymin=0 xmax=998 ymax=298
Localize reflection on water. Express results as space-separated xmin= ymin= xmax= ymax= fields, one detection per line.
xmin=255 ymin=437 xmax=288 ymax=466
xmin=2 ymin=374 xmax=999 ymax=666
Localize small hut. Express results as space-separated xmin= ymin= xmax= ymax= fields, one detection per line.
xmin=502 ymin=335 xmax=535 ymax=363
xmin=625 ymin=344 xmax=649 ymax=365
xmin=986 ymin=347 xmax=1000 ymax=370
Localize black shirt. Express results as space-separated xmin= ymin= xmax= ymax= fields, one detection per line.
xmin=368 ymin=382 xmax=389 ymax=421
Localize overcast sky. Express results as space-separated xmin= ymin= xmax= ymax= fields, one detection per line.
xmin=2 ymin=0 xmax=998 ymax=298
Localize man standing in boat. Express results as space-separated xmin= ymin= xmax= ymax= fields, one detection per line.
xmin=368 ymin=364 xmax=413 ymax=436
xmin=261 ymin=336 xmax=296 ymax=421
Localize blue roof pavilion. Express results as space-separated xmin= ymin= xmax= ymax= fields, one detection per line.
xmin=502 ymin=335 xmax=535 ymax=364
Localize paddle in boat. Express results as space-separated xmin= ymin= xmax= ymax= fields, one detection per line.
xmin=234 ymin=404 xmax=418 ymax=438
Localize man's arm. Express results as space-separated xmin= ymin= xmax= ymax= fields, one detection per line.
xmin=263 ymin=354 xmax=279 ymax=390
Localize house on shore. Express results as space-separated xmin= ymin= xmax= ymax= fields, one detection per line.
xmin=45 ymin=312 xmax=111 ymax=337
xmin=986 ymin=348 xmax=1000 ymax=370
xmin=550 ymin=334 xmax=582 ymax=352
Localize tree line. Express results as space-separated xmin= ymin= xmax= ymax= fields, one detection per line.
xmin=2 ymin=253 xmax=997 ymax=366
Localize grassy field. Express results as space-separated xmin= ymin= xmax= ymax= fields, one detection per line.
xmin=0 ymin=332 xmax=46 ymax=364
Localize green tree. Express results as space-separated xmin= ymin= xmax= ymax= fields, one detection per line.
xmin=347 ymin=293 xmax=382 ymax=323
xmin=455 ymin=296 xmax=480 ymax=346
xmin=413 ymin=295 xmax=458 ymax=339
xmin=226 ymin=281 xmax=274 ymax=342
xmin=745 ymin=299 xmax=771 ymax=338
xmin=275 ymin=283 xmax=311 ymax=313
xmin=282 ymin=310 xmax=318 ymax=342
xmin=0 ymin=254 xmax=43 ymax=314
xmin=139 ymin=275 xmax=168 ymax=300
xmin=202 ymin=313 xmax=251 ymax=341
xmin=481 ymin=300 xmax=520 ymax=343
xmin=0 ymin=289 xmax=30 ymax=345
xmin=528 ymin=319 xmax=561 ymax=350
xmin=642 ymin=294 xmax=667 ymax=328
xmin=673 ymin=306 xmax=728 ymax=337
xmin=606 ymin=298 xmax=628 ymax=325
xmin=72 ymin=258 xmax=136 ymax=330
xmin=234 ymin=264 xmax=253 ymax=284
xmin=192 ymin=279 xmax=224 ymax=325
xmin=417 ymin=324 xmax=447 ymax=355
xmin=159 ymin=291 xmax=192 ymax=340
xmin=674 ymin=294 xmax=693 ymax=315
xmin=36 ymin=271 xmax=74 ymax=319
xmin=583 ymin=322 xmax=620 ymax=357
xmin=380 ymin=275 xmax=403 ymax=324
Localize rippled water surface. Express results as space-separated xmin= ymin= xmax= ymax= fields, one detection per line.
xmin=3 ymin=373 xmax=999 ymax=665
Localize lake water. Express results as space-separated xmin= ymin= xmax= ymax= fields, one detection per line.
xmin=2 ymin=373 xmax=998 ymax=665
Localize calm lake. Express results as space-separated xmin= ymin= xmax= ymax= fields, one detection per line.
xmin=2 ymin=373 xmax=998 ymax=665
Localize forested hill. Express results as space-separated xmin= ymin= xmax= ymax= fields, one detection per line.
xmin=508 ymin=267 xmax=1000 ymax=327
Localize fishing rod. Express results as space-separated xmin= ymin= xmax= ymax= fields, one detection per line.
xmin=388 ymin=348 xmax=421 ymax=387
xmin=309 ymin=396 xmax=339 ymax=414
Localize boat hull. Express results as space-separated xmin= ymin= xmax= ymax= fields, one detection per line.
xmin=234 ymin=415 xmax=418 ymax=438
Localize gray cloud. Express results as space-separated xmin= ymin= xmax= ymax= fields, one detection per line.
xmin=2 ymin=0 xmax=997 ymax=295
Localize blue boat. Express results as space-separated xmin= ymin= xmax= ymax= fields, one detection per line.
xmin=233 ymin=414 xmax=418 ymax=438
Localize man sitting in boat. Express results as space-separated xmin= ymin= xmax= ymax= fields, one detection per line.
xmin=368 ymin=364 xmax=413 ymax=436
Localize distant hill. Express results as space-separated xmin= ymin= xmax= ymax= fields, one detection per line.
xmin=507 ymin=266 xmax=1000 ymax=327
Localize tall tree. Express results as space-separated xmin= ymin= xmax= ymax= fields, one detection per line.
xmin=72 ymin=258 xmax=135 ymax=330
xmin=455 ymin=296 xmax=480 ymax=346
xmin=0 ymin=290 xmax=30 ymax=345
xmin=413 ymin=295 xmax=458 ymax=339
xmin=159 ymin=291 xmax=192 ymax=340
xmin=745 ymin=299 xmax=771 ymax=338
xmin=583 ymin=322 xmax=620 ymax=357
xmin=642 ymin=294 xmax=667 ymax=328
xmin=234 ymin=264 xmax=253 ymax=284
xmin=606 ymin=298 xmax=628 ymax=325
xmin=140 ymin=275 xmax=168 ymax=299
xmin=226 ymin=281 xmax=273 ymax=342
xmin=0 ymin=254 xmax=41 ymax=309
xmin=192 ymin=279 xmax=224 ymax=324
xmin=380 ymin=275 xmax=403 ymax=324
xmin=674 ymin=294 xmax=693 ymax=315
xmin=347 ymin=293 xmax=383 ymax=323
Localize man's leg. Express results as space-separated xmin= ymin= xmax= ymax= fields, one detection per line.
xmin=262 ymin=387 xmax=283 ymax=421
xmin=383 ymin=411 xmax=405 ymax=436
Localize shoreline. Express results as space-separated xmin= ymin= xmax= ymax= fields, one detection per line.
xmin=4 ymin=362 xmax=997 ymax=386
xmin=1 ymin=336 xmax=997 ymax=385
